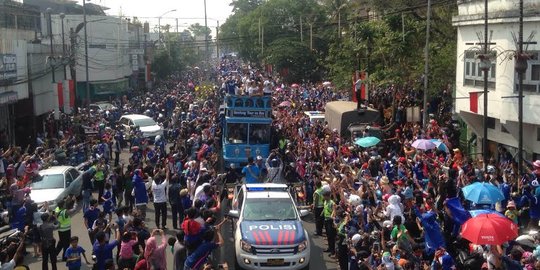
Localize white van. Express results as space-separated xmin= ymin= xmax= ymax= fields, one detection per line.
xmin=119 ymin=114 xmax=163 ymax=139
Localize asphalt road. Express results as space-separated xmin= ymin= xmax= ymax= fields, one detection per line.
xmin=24 ymin=148 xmax=337 ymax=270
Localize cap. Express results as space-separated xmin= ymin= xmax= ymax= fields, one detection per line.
xmin=507 ymin=201 xmax=516 ymax=208
xmin=533 ymin=160 xmax=540 ymax=168
xmin=256 ymin=155 xmax=263 ymax=161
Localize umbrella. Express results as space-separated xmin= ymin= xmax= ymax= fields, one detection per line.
xmin=469 ymin=209 xmax=505 ymax=218
xmin=462 ymin=182 xmax=505 ymax=204
xmin=323 ymin=81 xmax=332 ymax=87
xmin=461 ymin=213 xmax=518 ymax=244
xmin=355 ymin=136 xmax=381 ymax=148
xmin=429 ymin=139 xmax=449 ymax=152
xmin=411 ymin=139 xmax=437 ymax=150
xmin=278 ymin=101 xmax=291 ymax=107
xmin=291 ymin=83 xmax=299 ymax=88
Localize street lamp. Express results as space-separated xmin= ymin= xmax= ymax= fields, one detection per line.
xmin=60 ymin=13 xmax=66 ymax=80
xmin=83 ymin=0 xmax=90 ymax=108
xmin=158 ymin=9 xmax=176 ymax=39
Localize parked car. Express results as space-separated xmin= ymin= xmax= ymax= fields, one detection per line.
xmin=89 ymin=102 xmax=116 ymax=113
xmin=29 ymin=166 xmax=83 ymax=210
xmin=119 ymin=114 xmax=163 ymax=140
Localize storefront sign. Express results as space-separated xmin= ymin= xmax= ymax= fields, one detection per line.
xmin=0 ymin=91 xmax=18 ymax=105
xmin=0 ymin=54 xmax=17 ymax=82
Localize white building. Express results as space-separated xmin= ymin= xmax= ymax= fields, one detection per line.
xmin=453 ymin=0 xmax=540 ymax=160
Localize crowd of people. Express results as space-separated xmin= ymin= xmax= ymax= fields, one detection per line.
xmin=0 ymin=55 xmax=538 ymax=270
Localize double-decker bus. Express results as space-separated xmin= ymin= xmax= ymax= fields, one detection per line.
xmin=222 ymin=95 xmax=272 ymax=168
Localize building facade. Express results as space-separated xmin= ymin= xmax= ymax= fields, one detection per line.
xmin=453 ymin=0 xmax=540 ymax=160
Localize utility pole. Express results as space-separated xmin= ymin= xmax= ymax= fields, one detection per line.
xmin=516 ymin=0 xmax=527 ymax=176
xmin=47 ymin=9 xmax=55 ymax=83
xmin=300 ymin=16 xmax=303 ymax=42
xmin=60 ymin=13 xmax=66 ymax=80
xmin=261 ymin=25 xmax=264 ymax=54
xmin=422 ymin=0 xmax=431 ymax=128
xmin=481 ymin=0 xmax=490 ymax=172
xmin=69 ymin=28 xmax=78 ymax=113
xmin=204 ymin=0 xmax=209 ymax=65
xmin=83 ymin=0 xmax=90 ymax=108
xmin=176 ymin=18 xmax=179 ymax=33
xmin=216 ymin=21 xmax=220 ymax=59
xmin=310 ymin=22 xmax=313 ymax=50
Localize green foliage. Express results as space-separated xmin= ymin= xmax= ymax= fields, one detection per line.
xmin=152 ymin=31 xmax=202 ymax=79
xmin=219 ymin=0 xmax=457 ymax=95
xmin=265 ymin=38 xmax=320 ymax=83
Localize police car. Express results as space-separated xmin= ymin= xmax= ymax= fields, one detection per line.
xmin=227 ymin=183 xmax=311 ymax=270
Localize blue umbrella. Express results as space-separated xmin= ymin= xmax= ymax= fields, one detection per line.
xmin=469 ymin=209 xmax=505 ymax=218
xmin=355 ymin=136 xmax=381 ymax=148
xmin=462 ymin=182 xmax=505 ymax=204
xmin=430 ymin=139 xmax=449 ymax=153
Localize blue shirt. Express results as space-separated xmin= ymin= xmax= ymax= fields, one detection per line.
xmin=93 ymin=240 xmax=118 ymax=269
xmin=184 ymin=241 xmax=218 ymax=268
xmin=242 ymin=165 xmax=260 ymax=183
xmin=83 ymin=207 xmax=100 ymax=231
xmin=65 ymin=246 xmax=85 ymax=269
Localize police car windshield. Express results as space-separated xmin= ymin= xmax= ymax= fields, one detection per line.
xmin=242 ymin=198 xmax=297 ymax=221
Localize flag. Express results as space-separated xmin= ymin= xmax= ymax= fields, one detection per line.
xmin=352 ymin=71 xmax=359 ymax=102
xmin=57 ymin=82 xmax=64 ymax=109
xmin=360 ymin=71 xmax=367 ymax=100
xmin=469 ymin=92 xmax=479 ymax=113
xmin=68 ymin=80 xmax=75 ymax=108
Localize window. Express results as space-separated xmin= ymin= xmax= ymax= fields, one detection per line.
xmin=517 ymin=52 xmax=540 ymax=93
xmin=463 ymin=50 xmax=496 ymax=89
xmin=487 ymin=117 xmax=496 ymax=129
xmin=249 ymin=124 xmax=270 ymax=144
xmin=227 ymin=123 xmax=248 ymax=143
xmin=501 ymin=124 xmax=509 ymax=133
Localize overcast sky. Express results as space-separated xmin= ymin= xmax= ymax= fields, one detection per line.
xmin=79 ymin=0 xmax=233 ymax=36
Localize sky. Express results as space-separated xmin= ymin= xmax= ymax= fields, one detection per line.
xmin=78 ymin=0 xmax=233 ymax=37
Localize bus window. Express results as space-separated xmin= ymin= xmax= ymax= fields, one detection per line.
xmin=249 ymin=124 xmax=270 ymax=144
xmin=245 ymin=98 xmax=254 ymax=107
xmin=235 ymin=99 xmax=244 ymax=107
xmin=227 ymin=123 xmax=248 ymax=143
xmin=255 ymin=98 xmax=264 ymax=108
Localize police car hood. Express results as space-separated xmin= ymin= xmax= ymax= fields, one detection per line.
xmin=240 ymin=220 xmax=306 ymax=245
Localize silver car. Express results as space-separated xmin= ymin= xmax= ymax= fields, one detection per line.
xmin=29 ymin=166 xmax=83 ymax=209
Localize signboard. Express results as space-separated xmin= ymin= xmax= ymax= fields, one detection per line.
xmin=230 ymin=110 xmax=267 ymax=118
xmin=0 ymin=91 xmax=18 ymax=105
xmin=129 ymin=49 xmax=144 ymax=55
xmin=406 ymin=106 xmax=421 ymax=123
xmin=0 ymin=54 xmax=17 ymax=82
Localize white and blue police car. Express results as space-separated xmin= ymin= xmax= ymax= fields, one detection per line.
xmin=227 ymin=183 xmax=311 ymax=270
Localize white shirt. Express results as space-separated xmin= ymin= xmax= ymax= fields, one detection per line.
xmin=152 ymin=179 xmax=168 ymax=203
xmin=193 ymin=183 xmax=210 ymax=205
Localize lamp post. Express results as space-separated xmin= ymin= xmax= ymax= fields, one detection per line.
xmin=158 ymin=9 xmax=176 ymax=39
xmin=60 ymin=13 xmax=66 ymax=80
xmin=83 ymin=0 xmax=90 ymax=108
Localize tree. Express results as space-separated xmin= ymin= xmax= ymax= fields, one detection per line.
xmin=188 ymin=23 xmax=212 ymax=39
xmin=265 ymin=38 xmax=320 ymax=83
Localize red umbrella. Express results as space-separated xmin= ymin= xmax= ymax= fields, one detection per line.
xmin=461 ymin=213 xmax=518 ymax=245
xmin=291 ymin=83 xmax=299 ymax=88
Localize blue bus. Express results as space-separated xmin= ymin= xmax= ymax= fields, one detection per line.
xmin=222 ymin=95 xmax=272 ymax=168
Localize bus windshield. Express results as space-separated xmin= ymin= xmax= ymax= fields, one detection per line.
xmin=227 ymin=123 xmax=248 ymax=144
xmin=249 ymin=124 xmax=270 ymax=144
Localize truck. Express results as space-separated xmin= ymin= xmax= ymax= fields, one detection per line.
xmin=227 ymin=184 xmax=311 ymax=270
